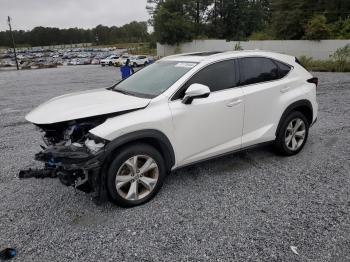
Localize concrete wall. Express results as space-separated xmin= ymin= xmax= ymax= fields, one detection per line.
xmin=157 ymin=39 xmax=350 ymax=60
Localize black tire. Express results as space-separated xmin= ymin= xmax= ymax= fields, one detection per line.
xmin=274 ymin=111 xmax=309 ymax=156
xmin=106 ymin=143 xmax=166 ymax=207
xmin=144 ymin=61 xmax=148 ymax=66
xmin=109 ymin=61 xmax=113 ymax=66
xmin=133 ymin=62 xmax=138 ymax=68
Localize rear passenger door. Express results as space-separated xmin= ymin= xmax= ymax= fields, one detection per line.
xmin=169 ymin=59 xmax=244 ymax=166
xmin=238 ymin=57 xmax=292 ymax=147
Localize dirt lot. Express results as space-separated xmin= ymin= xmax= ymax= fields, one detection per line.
xmin=0 ymin=65 xmax=349 ymax=261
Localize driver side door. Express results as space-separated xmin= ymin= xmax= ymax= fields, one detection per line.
xmin=168 ymin=59 xmax=244 ymax=166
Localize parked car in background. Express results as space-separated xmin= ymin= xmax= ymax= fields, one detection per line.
xmin=91 ymin=58 xmax=100 ymax=65
xmin=76 ymin=58 xmax=91 ymax=65
xmin=100 ymin=55 xmax=120 ymax=66
xmin=114 ymin=55 xmax=130 ymax=67
xmin=129 ymin=55 xmax=149 ymax=67
xmin=67 ymin=59 xmax=78 ymax=65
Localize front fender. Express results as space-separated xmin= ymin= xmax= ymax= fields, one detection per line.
xmin=89 ymin=99 xmax=177 ymax=168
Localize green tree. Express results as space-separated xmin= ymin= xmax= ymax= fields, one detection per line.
xmin=186 ymin=0 xmax=212 ymax=37
xmin=339 ymin=18 xmax=350 ymax=39
xmin=334 ymin=17 xmax=350 ymax=39
xmin=0 ymin=22 xmax=149 ymax=47
xmin=271 ymin=0 xmax=305 ymax=39
xmin=304 ymin=15 xmax=331 ymax=40
xmin=248 ymin=31 xmax=274 ymax=40
xmin=153 ymin=0 xmax=194 ymax=45
xmin=147 ymin=0 xmax=165 ymax=25
xmin=271 ymin=0 xmax=350 ymax=40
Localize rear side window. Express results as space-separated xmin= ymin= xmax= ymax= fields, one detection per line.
xmin=185 ymin=60 xmax=238 ymax=92
xmin=240 ymin=57 xmax=279 ymax=86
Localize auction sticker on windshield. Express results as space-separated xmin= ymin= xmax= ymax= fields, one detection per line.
xmin=175 ymin=62 xmax=197 ymax=68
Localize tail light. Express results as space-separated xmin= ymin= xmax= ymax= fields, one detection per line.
xmin=307 ymin=77 xmax=318 ymax=87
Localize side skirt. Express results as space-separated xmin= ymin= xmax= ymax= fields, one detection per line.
xmin=172 ymin=141 xmax=274 ymax=171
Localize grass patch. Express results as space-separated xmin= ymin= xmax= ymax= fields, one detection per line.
xmin=298 ymin=56 xmax=350 ymax=72
xmin=299 ymin=44 xmax=350 ymax=72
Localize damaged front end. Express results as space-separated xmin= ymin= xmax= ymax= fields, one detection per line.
xmin=19 ymin=117 xmax=110 ymax=204
xmin=20 ymin=87 xmax=152 ymax=204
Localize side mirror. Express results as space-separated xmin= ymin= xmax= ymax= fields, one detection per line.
xmin=182 ymin=83 xmax=210 ymax=104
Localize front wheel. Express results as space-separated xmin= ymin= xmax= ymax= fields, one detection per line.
xmin=106 ymin=143 xmax=166 ymax=207
xmin=274 ymin=111 xmax=309 ymax=156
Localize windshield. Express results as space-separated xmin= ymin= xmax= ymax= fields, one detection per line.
xmin=112 ymin=60 xmax=197 ymax=98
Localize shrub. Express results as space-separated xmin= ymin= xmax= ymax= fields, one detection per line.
xmin=298 ymin=55 xmax=313 ymax=67
xmin=298 ymin=46 xmax=350 ymax=72
xmin=234 ymin=42 xmax=243 ymax=51
xmin=330 ymin=44 xmax=350 ymax=71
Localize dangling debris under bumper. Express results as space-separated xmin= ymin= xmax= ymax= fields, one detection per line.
xmin=19 ymin=143 xmax=108 ymax=204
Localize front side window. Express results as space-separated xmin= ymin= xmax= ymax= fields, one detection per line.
xmin=240 ymin=57 xmax=279 ymax=86
xmin=112 ymin=61 xmax=197 ymax=98
xmin=173 ymin=59 xmax=238 ymax=99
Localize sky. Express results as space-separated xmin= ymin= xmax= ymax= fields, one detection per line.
xmin=0 ymin=0 xmax=150 ymax=31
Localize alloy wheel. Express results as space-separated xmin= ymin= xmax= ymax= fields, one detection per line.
xmin=115 ymin=155 xmax=159 ymax=201
xmin=285 ymin=118 xmax=306 ymax=151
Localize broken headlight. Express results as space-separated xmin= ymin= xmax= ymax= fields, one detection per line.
xmin=84 ymin=133 xmax=106 ymax=154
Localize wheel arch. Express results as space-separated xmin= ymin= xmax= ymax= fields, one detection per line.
xmin=276 ymin=99 xmax=313 ymax=136
xmin=103 ymin=129 xmax=175 ymax=172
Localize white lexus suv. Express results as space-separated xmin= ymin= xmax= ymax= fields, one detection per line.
xmin=24 ymin=51 xmax=318 ymax=207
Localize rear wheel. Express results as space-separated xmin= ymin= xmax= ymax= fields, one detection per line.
xmin=107 ymin=143 xmax=166 ymax=207
xmin=274 ymin=111 xmax=309 ymax=156
xmin=133 ymin=62 xmax=137 ymax=67
xmin=109 ymin=61 xmax=113 ymax=66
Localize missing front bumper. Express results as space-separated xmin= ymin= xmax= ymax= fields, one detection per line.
xmin=19 ymin=144 xmax=108 ymax=204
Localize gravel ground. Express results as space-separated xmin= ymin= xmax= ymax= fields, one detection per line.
xmin=0 ymin=66 xmax=349 ymax=262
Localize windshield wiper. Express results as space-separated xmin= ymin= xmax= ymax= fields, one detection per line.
xmin=112 ymin=88 xmax=136 ymax=96
xmin=109 ymin=87 xmax=155 ymax=99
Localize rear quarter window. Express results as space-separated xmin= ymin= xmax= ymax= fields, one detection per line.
xmin=274 ymin=60 xmax=292 ymax=78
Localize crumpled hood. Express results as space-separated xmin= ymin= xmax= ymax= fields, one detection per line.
xmin=26 ymin=88 xmax=151 ymax=124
